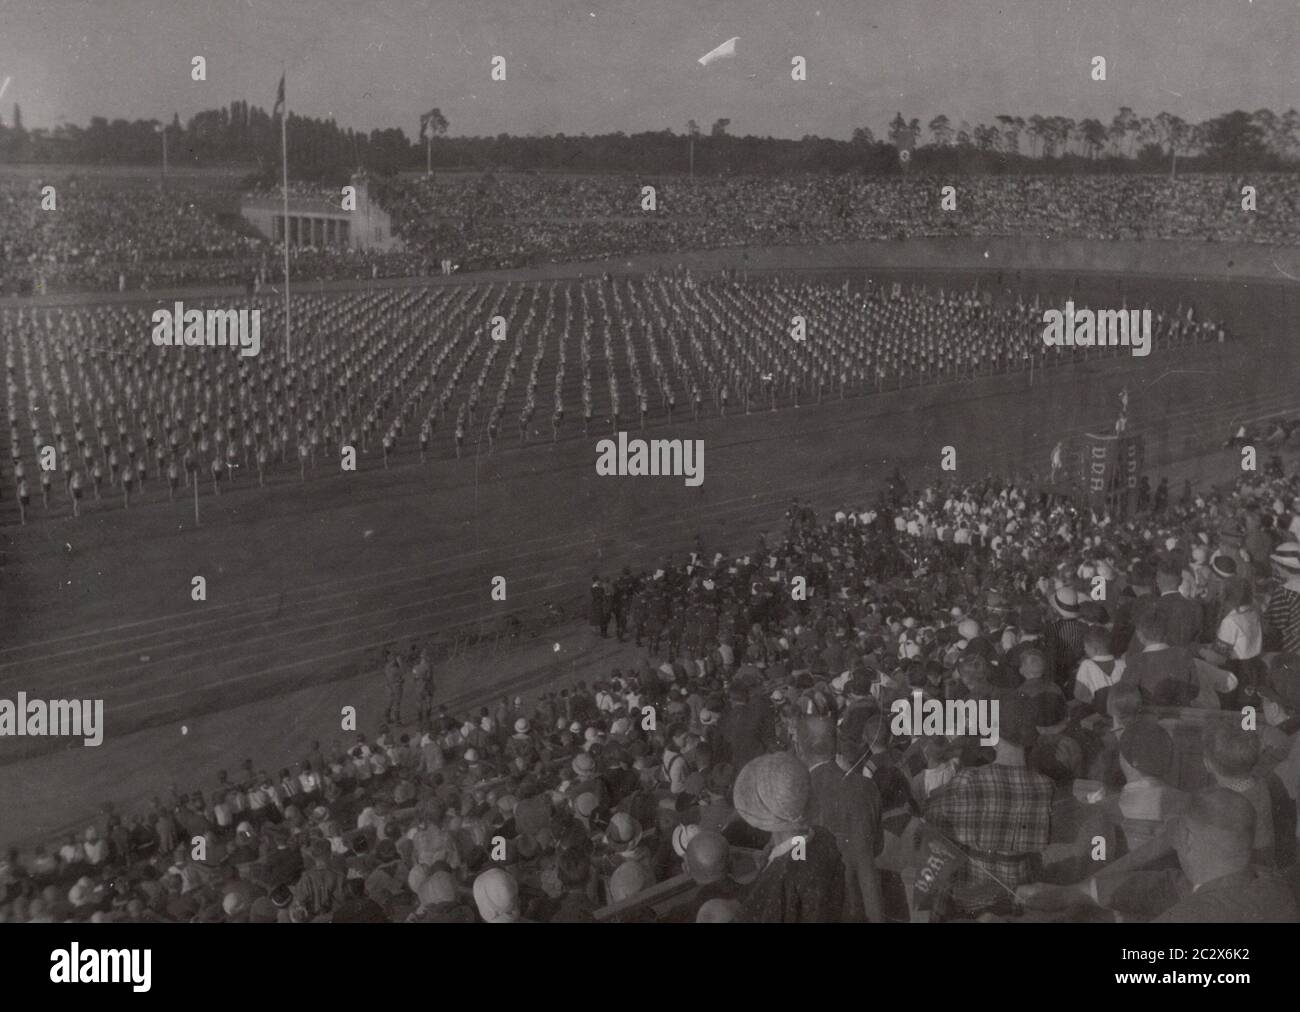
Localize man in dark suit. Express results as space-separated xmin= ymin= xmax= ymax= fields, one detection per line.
xmin=590 ymin=575 xmax=609 ymax=637
xmin=1151 ymin=558 xmax=1203 ymax=649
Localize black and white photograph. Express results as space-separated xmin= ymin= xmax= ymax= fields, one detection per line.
xmin=1 ymin=0 xmax=1298 ymax=975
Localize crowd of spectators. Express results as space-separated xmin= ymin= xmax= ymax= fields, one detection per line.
xmin=0 ymin=275 xmax=1227 ymax=522
xmin=2 ymin=172 xmax=1299 ymax=293
xmin=387 ymin=172 xmax=1300 ymax=271
xmin=0 ymin=178 xmax=264 ymax=293
xmin=4 ymin=455 xmax=1300 ymax=922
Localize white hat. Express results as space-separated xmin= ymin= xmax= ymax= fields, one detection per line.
xmin=672 ymin=823 xmax=701 ymax=857
xmin=1271 ymin=543 xmax=1300 ymax=571
xmin=514 ymin=717 xmax=530 ymax=734
xmin=1052 ymin=586 xmax=1081 ymax=618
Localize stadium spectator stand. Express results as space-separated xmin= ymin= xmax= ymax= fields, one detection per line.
xmin=4 ymin=458 xmax=1300 ymax=923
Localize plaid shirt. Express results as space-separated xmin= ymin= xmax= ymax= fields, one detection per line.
xmin=926 ymin=762 xmax=1053 ymax=913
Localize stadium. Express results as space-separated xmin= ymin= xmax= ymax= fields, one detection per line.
xmin=3 ymin=0 xmax=1300 ymax=933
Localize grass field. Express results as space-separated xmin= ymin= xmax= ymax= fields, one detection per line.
xmin=1 ymin=245 xmax=1298 ymax=847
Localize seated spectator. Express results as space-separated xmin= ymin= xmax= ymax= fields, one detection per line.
xmin=1203 ymin=724 xmax=1275 ymax=866
xmin=472 ymin=868 xmax=522 ymax=923
xmin=1074 ymin=624 xmax=1125 ymax=712
xmin=1110 ymin=718 xmax=1188 ymax=838
xmin=1019 ymin=789 xmax=1299 ymax=923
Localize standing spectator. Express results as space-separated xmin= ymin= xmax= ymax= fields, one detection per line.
xmin=795 ymin=714 xmax=885 ymax=922
xmin=925 ymin=696 xmax=1053 ymax=919
xmin=1209 ymin=577 xmax=1263 ymax=694
xmin=733 ymin=753 xmax=846 ymax=922
xmin=1265 ymin=543 xmax=1300 ymax=654
xmin=383 ymin=648 xmax=405 ymax=724
xmin=1044 ymin=588 xmax=1086 ymax=692
xmin=590 ymin=576 xmax=609 ymax=637
xmin=1153 ymin=560 xmax=1204 ymax=648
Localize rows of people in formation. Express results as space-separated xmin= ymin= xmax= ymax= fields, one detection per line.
xmin=0 ymin=276 xmax=1226 ymax=521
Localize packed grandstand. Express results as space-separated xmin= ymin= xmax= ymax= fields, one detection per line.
xmin=3 ymin=171 xmax=1300 ymax=293
xmin=3 ymin=84 xmax=1298 ymax=927
xmin=3 ymin=454 xmax=1300 ymax=923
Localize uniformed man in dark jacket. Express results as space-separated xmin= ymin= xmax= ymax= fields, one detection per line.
xmin=590 ymin=576 xmax=609 ymax=637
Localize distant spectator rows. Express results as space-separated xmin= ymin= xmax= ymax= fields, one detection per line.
xmin=1 ymin=172 xmax=1298 ymax=293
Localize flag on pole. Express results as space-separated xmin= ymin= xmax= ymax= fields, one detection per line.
xmin=698 ymin=37 xmax=739 ymax=66
xmin=276 ymin=71 xmax=290 ymax=361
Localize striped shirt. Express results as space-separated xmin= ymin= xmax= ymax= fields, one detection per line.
xmin=1266 ymin=584 xmax=1300 ymax=655
xmin=1045 ymin=617 xmax=1087 ymax=689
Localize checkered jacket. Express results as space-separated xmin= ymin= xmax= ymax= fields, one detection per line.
xmin=925 ymin=762 xmax=1053 ymax=912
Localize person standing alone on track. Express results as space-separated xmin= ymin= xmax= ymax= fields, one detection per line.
xmin=411 ymin=644 xmax=434 ymax=725
xmin=591 ymin=575 xmax=610 ymax=638
xmin=384 ymin=647 xmax=406 ymax=725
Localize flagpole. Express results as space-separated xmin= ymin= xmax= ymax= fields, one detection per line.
xmin=281 ymin=73 xmax=291 ymax=363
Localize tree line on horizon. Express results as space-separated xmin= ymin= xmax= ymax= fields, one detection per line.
xmin=0 ymin=101 xmax=1295 ymax=184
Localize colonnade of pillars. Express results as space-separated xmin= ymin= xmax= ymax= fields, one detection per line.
xmin=273 ymin=215 xmax=350 ymax=247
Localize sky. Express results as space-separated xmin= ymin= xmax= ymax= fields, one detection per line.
xmin=1 ymin=0 xmax=1297 ymax=140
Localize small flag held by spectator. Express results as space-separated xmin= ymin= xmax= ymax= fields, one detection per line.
xmin=912 ymin=825 xmax=967 ymax=911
